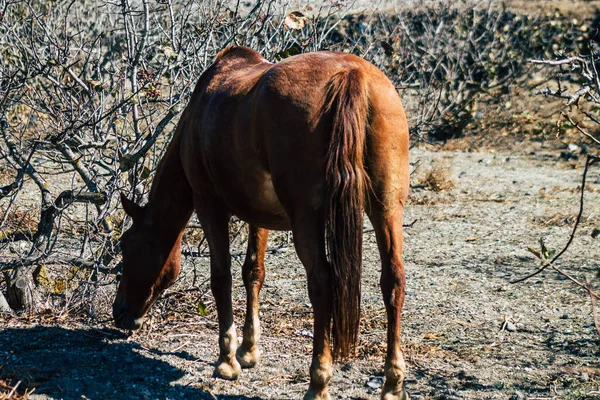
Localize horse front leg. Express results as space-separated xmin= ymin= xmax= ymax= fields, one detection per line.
xmin=195 ymin=197 xmax=241 ymax=380
xmin=292 ymin=213 xmax=333 ymax=400
xmin=237 ymin=225 xmax=269 ymax=368
xmin=369 ymin=207 xmax=409 ymax=400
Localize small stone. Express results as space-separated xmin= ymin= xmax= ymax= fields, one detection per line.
xmin=561 ymin=313 xmax=570 ymax=319
xmin=365 ymin=376 xmax=384 ymax=389
xmin=505 ymin=322 xmax=517 ymax=332
xmin=581 ymin=372 xmax=590 ymax=381
xmin=295 ymin=329 xmax=313 ymax=338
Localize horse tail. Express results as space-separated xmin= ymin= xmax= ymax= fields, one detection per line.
xmin=323 ymin=68 xmax=369 ymax=360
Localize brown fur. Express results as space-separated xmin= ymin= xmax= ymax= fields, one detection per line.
xmin=113 ymin=47 xmax=410 ymax=400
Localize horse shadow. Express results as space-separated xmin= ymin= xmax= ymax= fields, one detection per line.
xmin=0 ymin=325 xmax=258 ymax=400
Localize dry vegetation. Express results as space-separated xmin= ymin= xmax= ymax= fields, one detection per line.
xmin=415 ymin=162 xmax=455 ymax=192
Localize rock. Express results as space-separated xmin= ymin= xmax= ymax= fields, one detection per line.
xmin=295 ymin=329 xmax=313 ymax=338
xmin=505 ymin=322 xmax=517 ymax=332
xmin=365 ymin=376 xmax=384 ymax=389
xmin=581 ymin=372 xmax=590 ymax=382
xmin=561 ymin=313 xmax=570 ymax=319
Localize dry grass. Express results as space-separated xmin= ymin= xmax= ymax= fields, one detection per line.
xmin=0 ymin=207 xmax=38 ymax=240
xmin=0 ymin=378 xmax=34 ymax=399
xmin=416 ymin=162 xmax=455 ymax=192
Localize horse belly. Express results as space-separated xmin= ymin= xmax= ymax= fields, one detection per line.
xmin=222 ymin=170 xmax=291 ymax=231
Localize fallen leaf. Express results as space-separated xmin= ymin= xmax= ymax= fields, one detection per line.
xmin=423 ymin=332 xmax=445 ymax=340
xmin=285 ymin=11 xmax=307 ymax=30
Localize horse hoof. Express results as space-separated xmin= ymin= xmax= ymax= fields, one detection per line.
xmin=236 ymin=346 xmax=260 ymax=368
xmin=381 ymin=385 xmax=409 ymax=400
xmin=303 ymin=388 xmax=332 ymax=400
xmin=214 ymin=358 xmax=241 ymax=380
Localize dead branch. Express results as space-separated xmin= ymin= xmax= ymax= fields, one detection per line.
xmin=562 ymin=113 xmax=600 ymax=146
xmin=512 ymin=155 xmax=598 ymax=284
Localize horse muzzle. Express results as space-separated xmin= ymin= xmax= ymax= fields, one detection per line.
xmin=112 ymin=302 xmax=145 ymax=330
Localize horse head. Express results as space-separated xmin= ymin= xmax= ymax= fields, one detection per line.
xmin=113 ymin=193 xmax=182 ymax=330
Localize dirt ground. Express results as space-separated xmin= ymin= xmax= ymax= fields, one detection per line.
xmin=1 ymin=141 xmax=599 ymax=400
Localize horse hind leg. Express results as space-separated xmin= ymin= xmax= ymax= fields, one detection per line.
xmin=236 ymin=225 xmax=269 ymax=368
xmin=367 ymin=201 xmax=409 ymax=400
xmin=194 ymin=196 xmax=241 ymax=380
xmin=291 ymin=210 xmax=333 ymax=400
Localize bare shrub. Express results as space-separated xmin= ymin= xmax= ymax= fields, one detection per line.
xmin=514 ymin=48 xmax=600 ymax=337
xmin=345 ymin=3 xmax=593 ymax=141
xmin=0 ymin=0 xmax=356 ymax=314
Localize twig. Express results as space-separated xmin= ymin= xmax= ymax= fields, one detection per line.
xmin=6 ymin=380 xmax=21 ymax=398
xmin=562 ymin=113 xmax=600 ymax=146
xmin=529 ymin=56 xmax=586 ymax=66
xmin=119 ymin=107 xmax=178 ymax=171
xmin=587 ymin=279 xmax=600 ymax=337
xmin=511 ymin=155 xmax=597 ymax=284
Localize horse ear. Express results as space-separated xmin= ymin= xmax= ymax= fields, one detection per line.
xmin=120 ymin=192 xmax=143 ymax=220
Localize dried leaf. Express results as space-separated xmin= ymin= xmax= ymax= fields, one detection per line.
xmin=539 ymin=237 xmax=555 ymax=259
xmin=285 ymin=11 xmax=307 ymax=30
xmin=527 ymin=247 xmax=541 ymax=259
xmin=423 ymin=332 xmax=444 ymax=340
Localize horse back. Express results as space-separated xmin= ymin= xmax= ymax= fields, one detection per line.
xmin=180 ymin=47 xmax=409 ymax=228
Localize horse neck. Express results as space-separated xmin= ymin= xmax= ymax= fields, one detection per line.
xmin=145 ymin=133 xmax=194 ymax=247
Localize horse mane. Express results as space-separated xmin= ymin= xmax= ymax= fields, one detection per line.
xmin=215 ymin=46 xmax=236 ymax=61
xmin=215 ymin=46 xmax=265 ymax=63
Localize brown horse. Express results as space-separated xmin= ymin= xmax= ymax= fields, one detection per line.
xmin=113 ymin=46 xmax=409 ymax=400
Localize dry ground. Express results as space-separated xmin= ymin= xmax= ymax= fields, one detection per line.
xmin=1 ymin=142 xmax=600 ymax=400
